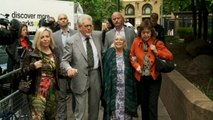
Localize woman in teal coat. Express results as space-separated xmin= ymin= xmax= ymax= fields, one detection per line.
xmin=102 ymin=35 xmax=138 ymax=120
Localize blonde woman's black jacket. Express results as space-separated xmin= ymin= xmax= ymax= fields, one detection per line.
xmin=20 ymin=48 xmax=60 ymax=94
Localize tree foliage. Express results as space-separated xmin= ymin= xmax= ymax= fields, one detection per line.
xmin=163 ymin=0 xmax=191 ymax=15
xmin=206 ymin=0 xmax=213 ymax=13
xmin=163 ymin=0 xmax=213 ymax=14
xmin=71 ymin=0 xmax=118 ymax=23
xmin=163 ymin=0 xmax=212 ymax=41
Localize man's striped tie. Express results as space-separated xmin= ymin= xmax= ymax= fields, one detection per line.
xmin=85 ymin=37 xmax=94 ymax=68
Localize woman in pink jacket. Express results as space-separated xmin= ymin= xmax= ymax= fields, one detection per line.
xmin=130 ymin=19 xmax=173 ymax=120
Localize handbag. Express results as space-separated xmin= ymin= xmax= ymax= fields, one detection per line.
xmin=153 ymin=39 xmax=175 ymax=73
xmin=155 ymin=58 xmax=175 ymax=73
xmin=18 ymin=79 xmax=32 ymax=93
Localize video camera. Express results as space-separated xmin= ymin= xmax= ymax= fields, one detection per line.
xmin=0 ymin=14 xmax=9 ymax=28
xmin=0 ymin=13 xmax=20 ymax=45
xmin=38 ymin=16 xmax=60 ymax=32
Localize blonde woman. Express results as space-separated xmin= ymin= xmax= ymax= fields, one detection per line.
xmin=21 ymin=27 xmax=60 ymax=120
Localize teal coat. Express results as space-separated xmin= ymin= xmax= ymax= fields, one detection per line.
xmin=102 ymin=48 xmax=138 ymax=120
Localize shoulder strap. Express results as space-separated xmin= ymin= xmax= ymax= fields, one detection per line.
xmin=153 ymin=39 xmax=158 ymax=45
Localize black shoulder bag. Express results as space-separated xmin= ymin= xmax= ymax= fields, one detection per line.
xmin=153 ymin=39 xmax=175 ymax=73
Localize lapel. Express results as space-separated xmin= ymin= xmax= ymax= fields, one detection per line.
xmin=91 ymin=32 xmax=99 ymax=52
xmin=75 ymin=33 xmax=87 ymax=61
xmin=109 ymin=29 xmax=116 ymax=46
xmin=124 ymin=27 xmax=129 ymax=41
xmin=58 ymin=32 xmax=63 ymax=48
xmin=91 ymin=32 xmax=102 ymax=59
xmin=111 ymin=29 xmax=116 ymax=39
xmin=68 ymin=28 xmax=75 ymax=36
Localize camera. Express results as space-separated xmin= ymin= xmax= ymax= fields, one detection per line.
xmin=0 ymin=13 xmax=20 ymax=45
xmin=38 ymin=17 xmax=60 ymax=32
xmin=0 ymin=13 xmax=9 ymax=28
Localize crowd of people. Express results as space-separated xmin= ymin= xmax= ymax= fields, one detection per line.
xmin=2 ymin=11 xmax=173 ymax=120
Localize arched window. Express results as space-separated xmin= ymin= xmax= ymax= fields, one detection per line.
xmin=142 ymin=4 xmax=152 ymax=15
xmin=125 ymin=4 xmax=135 ymax=15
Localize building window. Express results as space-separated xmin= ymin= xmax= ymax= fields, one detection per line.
xmin=125 ymin=4 xmax=135 ymax=15
xmin=142 ymin=4 xmax=152 ymax=15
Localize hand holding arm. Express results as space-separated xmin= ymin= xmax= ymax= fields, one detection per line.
xmin=136 ymin=66 xmax=142 ymax=73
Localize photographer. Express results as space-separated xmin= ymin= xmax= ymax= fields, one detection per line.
xmin=0 ymin=18 xmax=20 ymax=45
xmin=38 ymin=16 xmax=60 ymax=32
xmin=0 ymin=14 xmax=20 ymax=76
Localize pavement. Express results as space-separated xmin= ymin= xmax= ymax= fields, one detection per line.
xmin=67 ymin=94 xmax=171 ymax=120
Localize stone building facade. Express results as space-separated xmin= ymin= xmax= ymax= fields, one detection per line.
xmin=120 ymin=0 xmax=161 ymax=27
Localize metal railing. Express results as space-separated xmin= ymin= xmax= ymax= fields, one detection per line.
xmin=0 ymin=68 xmax=21 ymax=98
xmin=0 ymin=68 xmax=21 ymax=80
xmin=0 ymin=90 xmax=31 ymax=120
xmin=0 ymin=68 xmax=31 ymax=119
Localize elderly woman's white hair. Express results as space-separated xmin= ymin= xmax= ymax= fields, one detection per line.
xmin=110 ymin=34 xmax=126 ymax=48
xmin=114 ymin=34 xmax=125 ymax=41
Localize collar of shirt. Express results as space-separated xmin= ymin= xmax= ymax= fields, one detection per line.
xmin=80 ymin=33 xmax=91 ymax=42
xmin=60 ymin=29 xmax=70 ymax=35
xmin=115 ymin=26 xmax=125 ymax=38
xmin=61 ymin=29 xmax=70 ymax=46
xmin=114 ymin=26 xmax=124 ymax=32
